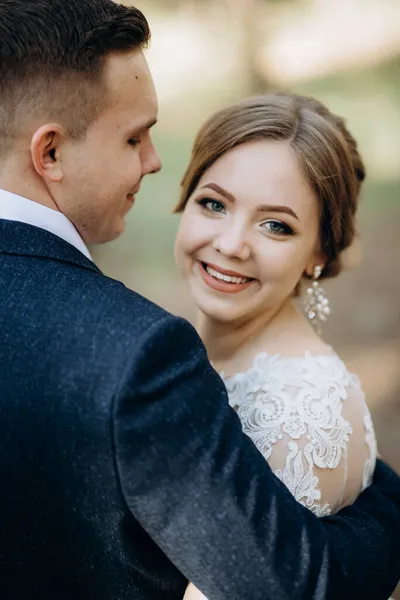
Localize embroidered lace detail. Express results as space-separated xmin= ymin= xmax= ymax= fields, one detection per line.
xmin=363 ymin=412 xmax=377 ymax=491
xmin=220 ymin=351 xmax=377 ymax=516
xmin=275 ymin=441 xmax=332 ymax=516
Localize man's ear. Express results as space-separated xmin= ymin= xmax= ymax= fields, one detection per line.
xmin=31 ymin=124 xmax=66 ymax=183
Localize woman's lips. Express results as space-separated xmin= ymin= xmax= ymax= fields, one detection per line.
xmin=205 ymin=261 xmax=251 ymax=278
xmin=198 ymin=261 xmax=255 ymax=294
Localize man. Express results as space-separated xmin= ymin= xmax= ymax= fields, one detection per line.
xmin=0 ymin=1 xmax=398 ymax=599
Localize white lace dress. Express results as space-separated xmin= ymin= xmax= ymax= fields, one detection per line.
xmin=188 ymin=351 xmax=379 ymax=600
xmin=220 ymin=351 xmax=377 ymax=517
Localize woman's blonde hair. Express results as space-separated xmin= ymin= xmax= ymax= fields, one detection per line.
xmin=175 ymin=93 xmax=365 ymax=280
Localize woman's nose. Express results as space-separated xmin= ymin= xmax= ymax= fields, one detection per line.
xmin=212 ymin=225 xmax=251 ymax=261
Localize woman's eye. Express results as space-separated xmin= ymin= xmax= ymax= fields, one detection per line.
xmin=198 ymin=198 xmax=226 ymax=213
xmin=128 ymin=138 xmax=141 ymax=147
xmin=262 ymin=220 xmax=293 ymax=235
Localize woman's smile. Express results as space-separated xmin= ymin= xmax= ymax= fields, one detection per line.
xmin=197 ymin=260 xmax=256 ymax=294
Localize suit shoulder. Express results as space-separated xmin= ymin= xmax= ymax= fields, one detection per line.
xmin=73 ymin=269 xmax=193 ymax=341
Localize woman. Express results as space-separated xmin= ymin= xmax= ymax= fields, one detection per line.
xmin=174 ymin=93 xmax=378 ymax=599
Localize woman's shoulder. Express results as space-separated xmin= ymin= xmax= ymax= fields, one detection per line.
xmin=220 ymin=345 xmax=363 ymax=410
xmin=219 ymin=342 xmax=360 ymax=384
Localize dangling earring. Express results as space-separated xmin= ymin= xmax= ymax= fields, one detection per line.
xmin=304 ymin=265 xmax=330 ymax=333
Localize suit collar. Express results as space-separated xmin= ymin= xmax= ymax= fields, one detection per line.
xmin=0 ymin=188 xmax=92 ymax=261
xmin=0 ymin=219 xmax=101 ymax=274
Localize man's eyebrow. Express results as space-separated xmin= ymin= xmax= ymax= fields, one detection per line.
xmin=130 ymin=118 xmax=158 ymax=134
xmin=146 ymin=118 xmax=158 ymax=130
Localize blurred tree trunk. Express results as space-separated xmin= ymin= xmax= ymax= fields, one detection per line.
xmin=161 ymin=0 xmax=273 ymax=95
xmin=227 ymin=0 xmax=273 ymax=94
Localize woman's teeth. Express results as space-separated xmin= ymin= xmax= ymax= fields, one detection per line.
xmin=205 ymin=264 xmax=250 ymax=284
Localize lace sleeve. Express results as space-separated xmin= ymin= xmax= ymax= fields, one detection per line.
xmin=340 ymin=383 xmax=377 ymax=500
xmin=225 ymin=352 xmax=377 ymax=517
xmin=184 ymin=353 xmax=379 ymax=600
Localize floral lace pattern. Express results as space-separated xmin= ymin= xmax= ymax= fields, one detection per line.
xmin=275 ymin=441 xmax=331 ymax=516
xmin=220 ymin=352 xmax=377 ymax=516
xmin=363 ymin=412 xmax=377 ymax=491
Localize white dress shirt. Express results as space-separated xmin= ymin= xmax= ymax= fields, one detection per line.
xmin=0 ymin=188 xmax=92 ymax=261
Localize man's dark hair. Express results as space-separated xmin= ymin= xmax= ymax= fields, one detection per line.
xmin=0 ymin=0 xmax=150 ymax=156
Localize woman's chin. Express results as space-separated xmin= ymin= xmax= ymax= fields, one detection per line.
xmin=188 ymin=277 xmax=257 ymax=324
xmin=194 ymin=299 xmax=244 ymax=324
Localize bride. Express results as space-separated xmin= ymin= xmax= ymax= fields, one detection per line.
xmin=173 ymin=93 xmax=378 ymax=599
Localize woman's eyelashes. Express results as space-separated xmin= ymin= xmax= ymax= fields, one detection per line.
xmin=261 ymin=220 xmax=294 ymax=236
xmin=197 ymin=197 xmax=295 ymax=236
xmin=197 ymin=197 xmax=226 ymax=213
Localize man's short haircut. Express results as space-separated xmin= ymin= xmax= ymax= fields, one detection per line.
xmin=0 ymin=0 xmax=150 ymax=157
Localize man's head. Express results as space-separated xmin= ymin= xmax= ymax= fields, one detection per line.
xmin=0 ymin=0 xmax=161 ymax=243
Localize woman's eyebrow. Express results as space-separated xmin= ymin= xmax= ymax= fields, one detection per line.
xmin=199 ymin=183 xmax=299 ymax=220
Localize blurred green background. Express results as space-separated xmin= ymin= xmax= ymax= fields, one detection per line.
xmin=95 ymin=0 xmax=400 ymax=550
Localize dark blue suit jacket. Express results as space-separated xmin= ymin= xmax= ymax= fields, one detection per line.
xmin=0 ymin=219 xmax=399 ymax=599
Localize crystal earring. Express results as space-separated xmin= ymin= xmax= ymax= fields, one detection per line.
xmin=304 ymin=265 xmax=330 ymax=333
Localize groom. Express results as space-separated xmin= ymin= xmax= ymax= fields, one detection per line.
xmin=0 ymin=1 xmax=398 ymax=599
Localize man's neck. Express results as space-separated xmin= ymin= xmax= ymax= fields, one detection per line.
xmin=0 ymin=184 xmax=92 ymax=261
xmin=0 ymin=154 xmax=59 ymax=212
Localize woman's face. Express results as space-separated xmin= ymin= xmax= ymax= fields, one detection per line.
xmin=174 ymin=139 xmax=323 ymax=324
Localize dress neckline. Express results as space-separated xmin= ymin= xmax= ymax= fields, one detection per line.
xmin=216 ymin=347 xmax=343 ymax=382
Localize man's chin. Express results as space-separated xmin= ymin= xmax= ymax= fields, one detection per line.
xmin=87 ymin=223 xmax=126 ymax=246
xmin=102 ymin=226 xmax=125 ymax=244
xmin=109 ymin=224 xmax=125 ymax=242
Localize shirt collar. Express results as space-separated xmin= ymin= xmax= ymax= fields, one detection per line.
xmin=0 ymin=188 xmax=92 ymax=261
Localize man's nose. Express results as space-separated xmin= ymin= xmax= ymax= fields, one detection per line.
xmin=141 ymin=139 xmax=162 ymax=175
